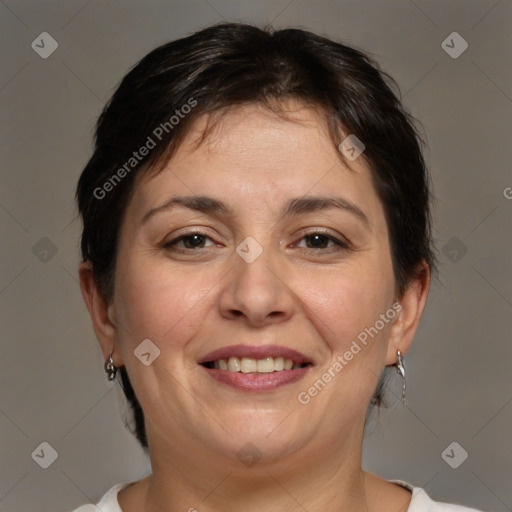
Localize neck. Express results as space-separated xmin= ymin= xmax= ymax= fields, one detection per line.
xmin=136 ymin=419 xmax=370 ymax=512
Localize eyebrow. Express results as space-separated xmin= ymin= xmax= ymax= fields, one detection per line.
xmin=140 ymin=195 xmax=369 ymax=226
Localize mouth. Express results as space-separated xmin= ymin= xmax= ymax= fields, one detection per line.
xmin=201 ymin=357 xmax=311 ymax=372
xmin=198 ymin=345 xmax=313 ymax=391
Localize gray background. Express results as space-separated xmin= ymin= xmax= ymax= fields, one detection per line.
xmin=1 ymin=1 xmax=511 ymax=511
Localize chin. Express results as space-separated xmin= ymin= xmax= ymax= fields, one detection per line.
xmin=203 ymin=412 xmax=313 ymax=463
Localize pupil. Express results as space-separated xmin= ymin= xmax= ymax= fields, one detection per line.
xmin=185 ymin=234 xmax=204 ymax=248
xmin=308 ymin=234 xmax=328 ymax=248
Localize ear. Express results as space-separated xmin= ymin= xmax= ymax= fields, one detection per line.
xmin=386 ymin=262 xmax=431 ymax=366
xmin=78 ymin=261 xmax=124 ymax=367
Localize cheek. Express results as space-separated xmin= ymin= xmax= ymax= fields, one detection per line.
xmin=114 ymin=256 xmax=219 ymax=347
xmin=299 ymin=270 xmax=395 ymax=414
xmin=300 ymin=262 xmax=394 ymax=351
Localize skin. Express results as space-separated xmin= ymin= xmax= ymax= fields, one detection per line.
xmin=79 ymin=102 xmax=430 ymax=512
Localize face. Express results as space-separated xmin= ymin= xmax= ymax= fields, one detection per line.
xmin=99 ymin=103 xmax=409 ymax=469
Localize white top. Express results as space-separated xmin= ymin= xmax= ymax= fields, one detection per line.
xmin=70 ymin=479 xmax=484 ymax=511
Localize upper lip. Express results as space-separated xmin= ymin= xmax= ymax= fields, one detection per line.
xmin=198 ymin=344 xmax=313 ymax=365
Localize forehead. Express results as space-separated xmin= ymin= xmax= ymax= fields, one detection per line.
xmin=128 ymin=102 xmax=384 ymax=224
xmin=175 ymin=102 xmax=340 ymax=170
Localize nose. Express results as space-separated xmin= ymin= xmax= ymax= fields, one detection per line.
xmin=218 ymin=241 xmax=296 ymax=327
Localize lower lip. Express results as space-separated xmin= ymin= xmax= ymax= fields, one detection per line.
xmin=200 ymin=366 xmax=310 ymax=391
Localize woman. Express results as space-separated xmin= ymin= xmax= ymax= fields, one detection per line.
xmin=73 ymin=22 xmax=483 ymax=512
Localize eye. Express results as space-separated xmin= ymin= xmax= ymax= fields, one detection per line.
xmin=163 ymin=231 xmax=216 ymax=250
xmin=294 ymin=231 xmax=350 ymax=251
xmin=162 ymin=229 xmax=349 ymax=253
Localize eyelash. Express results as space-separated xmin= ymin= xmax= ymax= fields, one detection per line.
xmin=163 ymin=229 xmax=350 ymax=253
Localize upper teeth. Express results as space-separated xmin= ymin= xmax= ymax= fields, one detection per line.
xmin=212 ymin=357 xmax=301 ymax=372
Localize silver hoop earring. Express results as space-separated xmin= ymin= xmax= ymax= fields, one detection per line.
xmin=104 ymin=352 xmax=117 ymax=381
xmin=395 ymin=349 xmax=406 ymax=406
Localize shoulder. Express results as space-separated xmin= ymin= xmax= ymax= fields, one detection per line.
xmin=68 ymin=481 xmax=134 ymax=512
xmin=69 ymin=479 xmax=485 ymax=512
xmin=391 ymin=481 xmax=485 ymax=512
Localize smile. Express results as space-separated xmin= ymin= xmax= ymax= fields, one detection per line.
xmin=198 ymin=345 xmax=313 ymax=391
xmin=202 ymin=356 xmax=311 ymax=373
